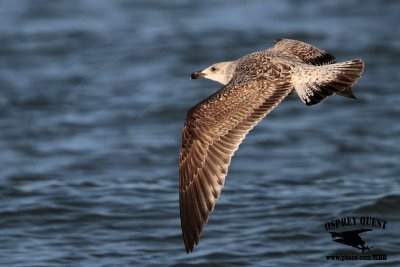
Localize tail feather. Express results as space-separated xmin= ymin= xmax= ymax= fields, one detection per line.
xmin=293 ymin=59 xmax=364 ymax=105
xmin=337 ymin=87 xmax=357 ymax=99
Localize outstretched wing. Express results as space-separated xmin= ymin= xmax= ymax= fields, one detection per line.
xmin=179 ymin=78 xmax=293 ymax=253
xmin=268 ymin=38 xmax=336 ymax=65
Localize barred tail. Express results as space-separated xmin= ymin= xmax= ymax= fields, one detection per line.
xmin=293 ymin=59 xmax=364 ymax=106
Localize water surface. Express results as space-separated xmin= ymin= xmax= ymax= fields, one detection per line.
xmin=0 ymin=1 xmax=399 ymax=266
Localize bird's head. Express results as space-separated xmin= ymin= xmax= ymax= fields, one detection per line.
xmin=190 ymin=61 xmax=235 ymax=85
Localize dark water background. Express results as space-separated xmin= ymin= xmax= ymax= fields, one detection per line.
xmin=0 ymin=1 xmax=399 ymax=266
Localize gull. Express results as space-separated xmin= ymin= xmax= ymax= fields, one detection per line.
xmin=179 ymin=38 xmax=364 ymax=253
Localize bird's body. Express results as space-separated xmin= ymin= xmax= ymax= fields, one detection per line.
xmin=180 ymin=39 xmax=364 ymax=253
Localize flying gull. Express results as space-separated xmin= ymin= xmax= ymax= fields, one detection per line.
xmin=179 ymin=38 xmax=364 ymax=253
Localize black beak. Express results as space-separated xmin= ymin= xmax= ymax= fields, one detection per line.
xmin=190 ymin=71 xmax=205 ymax=79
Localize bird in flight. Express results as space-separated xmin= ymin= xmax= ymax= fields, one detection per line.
xmin=179 ymin=38 xmax=364 ymax=253
xmin=330 ymin=229 xmax=373 ymax=254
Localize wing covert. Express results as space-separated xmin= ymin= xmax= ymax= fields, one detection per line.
xmin=179 ymin=79 xmax=292 ymax=253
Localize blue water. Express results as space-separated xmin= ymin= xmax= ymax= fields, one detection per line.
xmin=0 ymin=1 xmax=399 ymax=266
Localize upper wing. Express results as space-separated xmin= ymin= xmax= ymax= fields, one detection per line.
xmin=179 ymin=78 xmax=292 ymax=253
xmin=268 ymin=38 xmax=336 ymax=65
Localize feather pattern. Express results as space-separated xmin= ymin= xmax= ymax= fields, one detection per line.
xmin=180 ymin=75 xmax=293 ymax=252
xmin=180 ymin=39 xmax=364 ymax=253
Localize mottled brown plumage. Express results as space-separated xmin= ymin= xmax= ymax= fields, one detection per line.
xmin=180 ymin=39 xmax=364 ymax=253
xmin=270 ymin=38 xmax=336 ymax=65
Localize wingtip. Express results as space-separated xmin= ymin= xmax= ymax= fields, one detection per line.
xmin=274 ymin=38 xmax=284 ymax=44
xmin=184 ymin=244 xmax=194 ymax=254
xmin=349 ymin=93 xmax=357 ymax=100
xmin=309 ymin=52 xmax=336 ymax=66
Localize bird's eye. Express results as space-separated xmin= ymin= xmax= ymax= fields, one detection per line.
xmin=210 ymin=67 xmax=217 ymax=72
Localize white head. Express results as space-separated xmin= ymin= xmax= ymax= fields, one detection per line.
xmin=190 ymin=61 xmax=235 ymax=85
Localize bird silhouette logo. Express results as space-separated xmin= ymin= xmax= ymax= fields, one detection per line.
xmin=329 ymin=229 xmax=373 ymax=253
